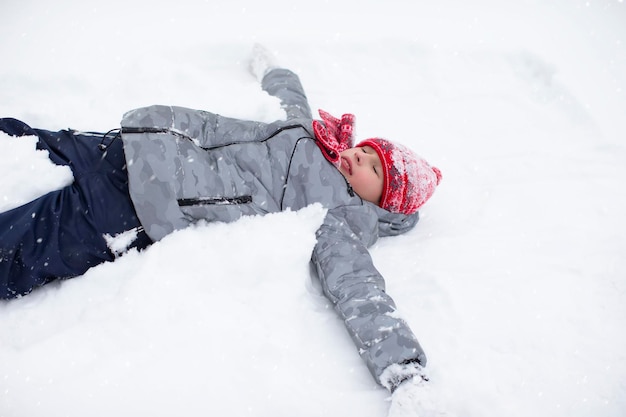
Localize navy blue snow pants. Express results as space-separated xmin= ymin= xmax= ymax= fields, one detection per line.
xmin=0 ymin=118 xmax=152 ymax=299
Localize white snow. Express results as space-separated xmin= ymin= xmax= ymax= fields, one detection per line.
xmin=0 ymin=133 xmax=73 ymax=212
xmin=103 ymin=228 xmax=141 ymax=257
xmin=1 ymin=0 xmax=625 ymax=416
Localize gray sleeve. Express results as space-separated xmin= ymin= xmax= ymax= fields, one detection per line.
xmin=310 ymin=206 xmax=427 ymax=386
xmin=261 ymin=68 xmax=313 ymax=120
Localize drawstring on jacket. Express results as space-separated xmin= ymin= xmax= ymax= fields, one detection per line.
xmin=98 ymin=128 xmax=122 ymax=151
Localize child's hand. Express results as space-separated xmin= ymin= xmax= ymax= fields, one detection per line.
xmin=248 ymin=44 xmax=278 ymax=82
xmin=387 ymin=375 xmax=453 ymax=417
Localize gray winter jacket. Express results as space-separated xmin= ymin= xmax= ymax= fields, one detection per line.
xmin=120 ymin=68 xmax=426 ymax=389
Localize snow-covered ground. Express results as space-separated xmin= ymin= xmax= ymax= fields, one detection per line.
xmin=1 ymin=1 xmax=625 ymax=416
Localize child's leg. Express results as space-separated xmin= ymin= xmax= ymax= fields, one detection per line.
xmin=0 ymin=186 xmax=107 ymax=298
xmin=0 ymin=119 xmax=151 ymax=299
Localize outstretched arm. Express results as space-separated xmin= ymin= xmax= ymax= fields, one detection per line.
xmin=249 ymin=45 xmax=312 ymax=120
xmin=311 ymin=206 xmax=427 ymax=390
xmin=261 ymin=68 xmax=312 ymax=120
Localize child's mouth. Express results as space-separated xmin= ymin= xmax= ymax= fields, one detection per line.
xmin=341 ymin=156 xmax=352 ymax=175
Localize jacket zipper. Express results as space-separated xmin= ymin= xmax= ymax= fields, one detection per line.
xmin=178 ymin=196 xmax=253 ymax=206
xmin=122 ymin=124 xmax=306 ymax=150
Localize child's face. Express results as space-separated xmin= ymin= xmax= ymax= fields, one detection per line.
xmin=338 ymin=146 xmax=384 ymax=205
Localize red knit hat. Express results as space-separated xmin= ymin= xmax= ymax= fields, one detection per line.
xmin=357 ymin=138 xmax=442 ymax=215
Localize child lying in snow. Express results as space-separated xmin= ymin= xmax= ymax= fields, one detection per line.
xmin=0 ymin=46 xmax=441 ymax=397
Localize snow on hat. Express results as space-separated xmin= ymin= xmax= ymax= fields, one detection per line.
xmin=357 ymin=138 xmax=442 ymax=215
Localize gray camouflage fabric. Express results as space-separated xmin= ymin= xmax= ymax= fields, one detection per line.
xmin=120 ymin=68 xmax=427 ymax=388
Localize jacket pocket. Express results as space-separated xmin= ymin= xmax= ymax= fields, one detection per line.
xmin=177 ymin=196 xmax=253 ymax=206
